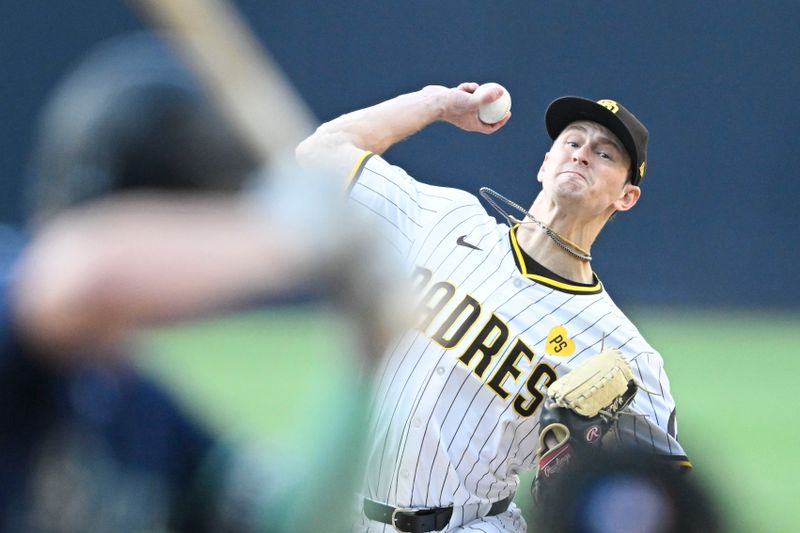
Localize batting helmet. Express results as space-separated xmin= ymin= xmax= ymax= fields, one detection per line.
xmin=25 ymin=31 xmax=259 ymax=223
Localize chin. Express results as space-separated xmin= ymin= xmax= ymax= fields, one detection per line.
xmin=553 ymin=178 xmax=588 ymax=198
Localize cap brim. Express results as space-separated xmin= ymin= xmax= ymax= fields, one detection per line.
xmin=545 ymin=97 xmax=638 ymax=178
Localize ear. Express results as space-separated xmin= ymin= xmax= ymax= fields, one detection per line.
xmin=537 ymin=152 xmax=550 ymax=183
xmin=613 ymin=184 xmax=641 ymax=212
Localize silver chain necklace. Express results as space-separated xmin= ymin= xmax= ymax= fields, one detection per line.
xmin=479 ymin=187 xmax=592 ymax=262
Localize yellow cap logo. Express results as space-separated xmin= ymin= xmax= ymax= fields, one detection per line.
xmin=639 ymin=161 xmax=646 ymax=178
xmin=597 ymin=99 xmax=619 ymax=114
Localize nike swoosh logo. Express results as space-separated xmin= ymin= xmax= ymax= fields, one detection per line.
xmin=456 ymin=235 xmax=482 ymax=251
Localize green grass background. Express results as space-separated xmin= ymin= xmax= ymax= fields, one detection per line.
xmin=140 ymin=307 xmax=800 ymax=532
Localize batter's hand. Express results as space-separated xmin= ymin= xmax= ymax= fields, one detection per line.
xmin=431 ymin=82 xmax=511 ymax=133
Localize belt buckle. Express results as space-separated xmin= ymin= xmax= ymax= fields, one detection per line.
xmin=391 ymin=506 xmax=417 ymax=532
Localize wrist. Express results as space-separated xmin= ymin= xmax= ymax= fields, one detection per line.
xmin=418 ymin=85 xmax=449 ymax=121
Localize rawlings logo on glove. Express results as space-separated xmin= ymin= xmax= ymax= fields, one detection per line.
xmin=533 ymin=349 xmax=639 ymax=502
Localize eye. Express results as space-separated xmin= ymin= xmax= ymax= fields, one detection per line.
xmin=566 ymin=141 xmax=579 ymax=148
xmin=598 ymin=151 xmax=612 ymax=160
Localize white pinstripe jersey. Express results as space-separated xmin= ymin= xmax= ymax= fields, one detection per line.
xmin=348 ymin=152 xmax=688 ymax=532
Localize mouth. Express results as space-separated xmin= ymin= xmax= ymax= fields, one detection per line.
xmin=558 ymin=170 xmax=589 ymax=183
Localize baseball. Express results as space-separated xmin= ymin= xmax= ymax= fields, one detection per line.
xmin=476 ymin=82 xmax=511 ymax=124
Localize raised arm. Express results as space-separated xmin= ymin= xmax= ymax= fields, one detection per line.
xmin=295 ymin=82 xmax=511 ymax=178
xmin=11 ymin=194 xmax=310 ymax=352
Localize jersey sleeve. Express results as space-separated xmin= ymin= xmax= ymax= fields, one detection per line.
xmin=346 ymin=152 xmax=469 ymax=259
xmin=616 ymin=349 xmax=692 ymax=468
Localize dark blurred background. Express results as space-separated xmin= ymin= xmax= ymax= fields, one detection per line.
xmin=2 ymin=0 xmax=798 ymax=309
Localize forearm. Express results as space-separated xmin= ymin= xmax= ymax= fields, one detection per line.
xmin=295 ymin=85 xmax=448 ymax=176
xmin=12 ymin=194 xmax=308 ymax=353
xmin=320 ymin=86 xmax=446 ymax=153
xmin=295 ymin=82 xmax=508 ymax=178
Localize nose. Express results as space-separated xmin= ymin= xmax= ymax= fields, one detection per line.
xmin=572 ymin=145 xmax=590 ymax=166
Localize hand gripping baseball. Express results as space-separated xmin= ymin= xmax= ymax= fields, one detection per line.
xmin=533 ymin=349 xmax=639 ymax=503
xmin=438 ymin=82 xmax=511 ymax=133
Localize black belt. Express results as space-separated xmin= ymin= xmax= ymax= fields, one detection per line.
xmin=363 ymin=495 xmax=512 ymax=533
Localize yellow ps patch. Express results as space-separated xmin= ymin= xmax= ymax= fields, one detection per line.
xmin=546 ymin=325 xmax=576 ymax=356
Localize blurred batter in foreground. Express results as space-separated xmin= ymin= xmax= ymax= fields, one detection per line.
xmin=1 ymin=32 xmax=371 ymax=532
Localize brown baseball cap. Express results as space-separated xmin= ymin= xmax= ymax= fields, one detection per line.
xmin=545 ymin=97 xmax=649 ymax=185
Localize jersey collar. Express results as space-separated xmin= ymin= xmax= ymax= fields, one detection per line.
xmin=509 ymin=225 xmax=603 ymax=294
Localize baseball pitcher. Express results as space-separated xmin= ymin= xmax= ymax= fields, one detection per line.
xmin=297 ymin=82 xmax=691 ymax=532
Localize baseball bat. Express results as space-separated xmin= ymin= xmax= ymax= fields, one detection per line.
xmin=128 ymin=0 xmax=316 ymax=165
xmin=127 ymin=0 xmax=411 ymax=363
